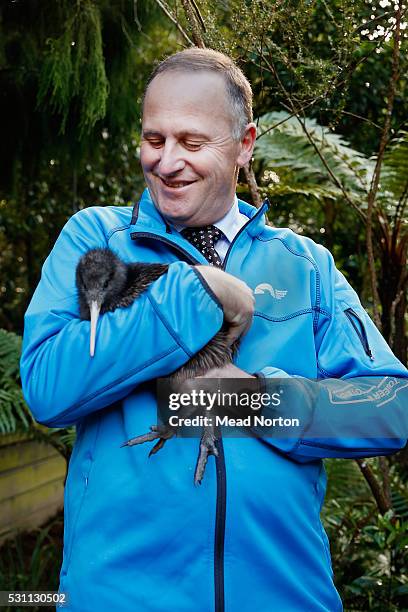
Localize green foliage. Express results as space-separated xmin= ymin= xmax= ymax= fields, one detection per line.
xmin=0 ymin=513 xmax=63 ymax=599
xmin=0 ymin=329 xmax=75 ymax=461
xmin=201 ymin=0 xmax=358 ymax=107
xmin=38 ymin=29 xmax=76 ymax=131
xmin=378 ymin=131 xmax=408 ymax=219
xmin=323 ymin=459 xmax=408 ymax=611
xmin=0 ymin=0 xmax=179 ymax=332
xmin=255 ymin=111 xmax=372 ymax=205
xmin=0 ymin=329 xmax=32 ymax=434
xmin=186 ymin=0 xmax=408 ymax=163
xmin=253 ymin=112 xmax=408 ymax=298
xmin=38 ymin=2 xmax=109 ymax=137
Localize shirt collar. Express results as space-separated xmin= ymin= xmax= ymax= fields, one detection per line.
xmin=171 ymin=195 xmax=244 ymax=242
xmin=130 ymin=188 xmax=270 ymax=242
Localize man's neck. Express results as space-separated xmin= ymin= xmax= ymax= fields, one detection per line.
xmin=171 ymin=196 xmax=238 ymax=232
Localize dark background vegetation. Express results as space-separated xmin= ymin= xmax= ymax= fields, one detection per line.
xmin=0 ymin=1 xmax=407 ymax=610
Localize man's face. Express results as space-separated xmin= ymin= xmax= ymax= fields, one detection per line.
xmin=141 ymin=70 xmax=255 ymax=227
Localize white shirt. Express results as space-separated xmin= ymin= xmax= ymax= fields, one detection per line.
xmin=173 ymin=196 xmax=248 ymax=263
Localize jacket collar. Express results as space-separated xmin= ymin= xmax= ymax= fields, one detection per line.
xmin=130 ymin=188 xmax=269 ymax=241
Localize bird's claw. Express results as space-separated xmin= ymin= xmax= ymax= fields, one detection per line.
xmin=123 ymin=424 xmax=218 ymax=486
xmin=121 ymin=424 xmax=176 ymax=454
xmin=194 ymin=430 xmax=219 ymax=486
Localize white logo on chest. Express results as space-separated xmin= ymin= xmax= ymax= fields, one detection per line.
xmin=254 ymin=283 xmax=288 ymax=300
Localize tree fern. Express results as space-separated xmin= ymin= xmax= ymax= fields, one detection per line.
xmin=0 ymin=329 xmax=32 ymax=434
xmin=377 ymin=131 xmax=408 ymax=219
xmin=254 ymin=111 xmax=373 ymax=206
xmin=254 ymin=112 xmax=408 ymax=229
xmin=0 ymin=328 xmax=75 ymax=461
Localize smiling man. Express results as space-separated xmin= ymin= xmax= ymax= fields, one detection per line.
xmin=20 ymin=48 xmax=408 ymax=612
xmin=141 ymin=68 xmax=255 ymax=226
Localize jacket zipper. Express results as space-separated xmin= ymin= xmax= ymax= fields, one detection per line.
xmin=222 ymin=200 xmax=269 ymax=269
xmin=132 ymin=229 xmax=227 ymax=612
xmin=213 ymin=201 xmax=268 ymax=612
xmin=344 ymin=308 xmax=374 ymax=360
xmin=132 ymin=202 xmax=268 ymax=612
xmin=213 ymin=435 xmax=226 ymax=612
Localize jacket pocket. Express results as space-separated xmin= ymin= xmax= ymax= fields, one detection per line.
xmin=344 ymin=307 xmax=374 ymax=361
xmin=61 ymin=457 xmax=92 ymax=577
xmin=61 ymin=415 xmax=100 ymax=578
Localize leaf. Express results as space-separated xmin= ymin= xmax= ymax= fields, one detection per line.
xmin=255 ymin=111 xmax=373 ymax=207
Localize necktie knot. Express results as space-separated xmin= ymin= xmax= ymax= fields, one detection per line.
xmin=181 ymin=225 xmax=223 ymax=267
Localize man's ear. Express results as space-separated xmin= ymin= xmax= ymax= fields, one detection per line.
xmin=236 ymin=123 xmax=257 ymax=167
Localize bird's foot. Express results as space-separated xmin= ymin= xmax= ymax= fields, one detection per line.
xmin=194 ymin=430 xmax=219 ymax=486
xmin=121 ymin=424 xmax=176 ymax=456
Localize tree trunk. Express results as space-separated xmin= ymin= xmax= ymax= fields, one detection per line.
xmin=378 ymin=248 xmax=407 ymax=365
xmin=393 ymin=290 xmax=407 ymax=364
xmin=323 ymin=199 xmax=336 ymax=253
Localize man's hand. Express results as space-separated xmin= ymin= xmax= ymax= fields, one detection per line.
xmin=195 ymin=265 xmax=255 ymax=344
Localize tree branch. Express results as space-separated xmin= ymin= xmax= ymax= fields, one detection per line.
xmin=189 ymin=0 xmax=206 ymax=31
xmin=379 ymin=456 xmax=392 ymax=511
xmin=394 ymin=177 xmax=408 ymax=227
xmin=251 ymin=12 xmax=404 ymax=143
xmin=258 ymin=49 xmax=367 ymax=222
xmin=389 ymin=271 xmax=408 ymax=349
xmin=365 ymin=0 xmax=402 ymax=329
xmin=356 ymin=459 xmax=392 ymax=515
xmin=242 ymin=164 xmax=262 ymax=209
xmin=153 ymin=0 xmax=193 ymax=45
xmin=180 ymin=0 xmax=205 ymax=47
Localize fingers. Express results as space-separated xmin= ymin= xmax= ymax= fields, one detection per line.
xmin=225 ymin=299 xmax=254 ymax=344
xmin=194 ymin=266 xmax=255 ymax=336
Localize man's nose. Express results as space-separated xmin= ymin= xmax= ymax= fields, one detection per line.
xmin=156 ymin=141 xmax=185 ymax=176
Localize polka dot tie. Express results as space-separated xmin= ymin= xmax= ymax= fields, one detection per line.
xmin=181 ymin=225 xmax=223 ymax=267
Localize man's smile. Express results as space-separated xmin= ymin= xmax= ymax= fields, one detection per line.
xmin=158 ymin=177 xmax=198 ymax=191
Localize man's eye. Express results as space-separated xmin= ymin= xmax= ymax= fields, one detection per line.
xmin=148 ymin=140 xmax=164 ymax=148
xmin=184 ymin=142 xmax=202 ymax=150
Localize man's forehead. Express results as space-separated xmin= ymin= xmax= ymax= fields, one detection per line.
xmin=147 ymin=68 xmax=227 ymax=92
xmin=144 ymin=71 xmax=229 ymax=109
xmin=142 ymin=71 xmax=232 ymax=130
xmin=142 ymin=127 xmax=211 ymax=138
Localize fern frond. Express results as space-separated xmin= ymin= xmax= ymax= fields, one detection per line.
xmin=0 ymin=329 xmax=75 ymax=460
xmin=255 ymin=111 xmax=373 ymax=207
xmin=377 ymin=131 xmax=408 ymax=217
xmin=0 ymin=329 xmax=33 ymax=433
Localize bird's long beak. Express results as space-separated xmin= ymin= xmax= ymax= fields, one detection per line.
xmin=89 ymin=300 xmax=101 ymax=357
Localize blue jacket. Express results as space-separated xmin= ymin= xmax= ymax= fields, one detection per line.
xmin=20 ymin=189 xmax=408 ymax=611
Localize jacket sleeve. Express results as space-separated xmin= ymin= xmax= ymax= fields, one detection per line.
xmin=20 ymin=209 xmax=224 ymax=428
xmin=257 ymin=246 xmax=408 ymax=461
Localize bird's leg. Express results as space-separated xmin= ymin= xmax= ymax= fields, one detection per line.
xmin=194 ymin=423 xmax=219 ymax=486
xmin=120 ymin=386 xmax=201 ymax=458
xmin=148 ymin=425 xmax=176 ymax=457
xmin=121 ymin=424 xmax=176 ymax=455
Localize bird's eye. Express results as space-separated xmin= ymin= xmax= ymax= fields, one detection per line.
xmin=103 ymin=280 xmax=109 ymax=289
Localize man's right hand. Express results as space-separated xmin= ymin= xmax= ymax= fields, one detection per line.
xmin=194 ymin=265 xmax=255 ymax=344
